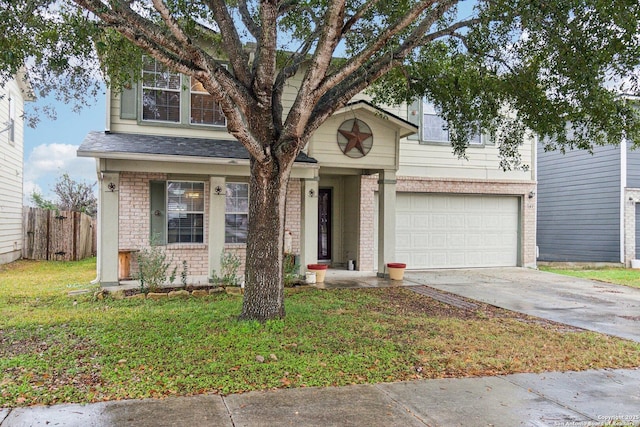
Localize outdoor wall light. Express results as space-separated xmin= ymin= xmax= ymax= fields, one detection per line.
xmin=214 ymin=185 xmax=224 ymax=195
xmin=528 ymin=191 xmax=535 ymax=199
xmin=108 ymin=182 xmax=117 ymax=192
xmin=308 ymin=189 xmax=316 ymax=198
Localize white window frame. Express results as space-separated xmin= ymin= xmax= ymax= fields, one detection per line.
xmin=141 ymin=57 xmax=182 ymax=123
xmin=189 ymin=73 xmax=226 ymax=127
xmin=225 ymin=182 xmax=249 ymax=244
xmin=420 ymin=100 xmax=485 ymax=145
xmin=166 ymin=181 xmax=205 ymax=244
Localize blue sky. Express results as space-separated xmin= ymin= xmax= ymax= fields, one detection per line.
xmin=23 ymin=93 xmax=105 ymax=204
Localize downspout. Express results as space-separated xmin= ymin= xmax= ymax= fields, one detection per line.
xmin=105 ymin=87 xmax=111 ymax=133
xmin=621 ymin=139 xmax=627 ymax=264
xmin=532 ymin=133 xmax=539 ymax=266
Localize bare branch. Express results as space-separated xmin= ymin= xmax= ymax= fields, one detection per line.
xmin=238 ymin=0 xmax=260 ymax=39
xmin=252 ymin=0 xmax=278 ymax=116
xmin=207 ymin=0 xmax=252 ymax=86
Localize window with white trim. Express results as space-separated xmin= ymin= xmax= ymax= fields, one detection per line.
xmin=225 ymin=183 xmax=248 ymax=243
xmin=190 ymin=77 xmax=226 ymax=126
xmin=138 ymin=57 xmax=227 ymax=127
xmin=419 ymin=101 xmax=484 ymax=145
xmin=142 ymin=57 xmax=181 ymax=122
xmin=167 ymin=181 xmax=204 ymax=243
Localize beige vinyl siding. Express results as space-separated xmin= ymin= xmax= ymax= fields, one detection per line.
xmin=0 ymin=78 xmax=26 ymax=261
xmin=309 ymin=109 xmax=398 ymax=170
xmin=398 ymin=136 xmax=534 ymax=181
xmin=110 ymin=90 xmax=233 ymax=138
xmin=393 ymin=101 xmax=534 ymax=181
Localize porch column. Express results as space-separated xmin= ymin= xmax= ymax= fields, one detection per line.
xmin=99 ymin=172 xmax=119 ymax=286
xmin=208 ymin=176 xmax=226 ymax=279
xmin=377 ymin=170 xmax=396 ymax=277
xmin=300 ymin=176 xmax=319 ymax=270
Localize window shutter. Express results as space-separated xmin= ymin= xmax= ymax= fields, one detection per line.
xmin=407 ymin=99 xmax=421 ymax=140
xmin=120 ymin=81 xmax=138 ymax=120
xmin=150 ymin=181 xmax=166 ymax=245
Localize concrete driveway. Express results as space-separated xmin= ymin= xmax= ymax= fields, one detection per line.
xmin=404 ymin=267 xmax=640 ymax=342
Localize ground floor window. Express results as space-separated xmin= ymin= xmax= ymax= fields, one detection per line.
xmin=167 ymin=181 xmax=205 ymax=243
xmin=225 ymin=183 xmax=248 ymax=243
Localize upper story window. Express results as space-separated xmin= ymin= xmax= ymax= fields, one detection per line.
xmin=190 ymin=77 xmax=226 ymax=126
xmin=142 ymin=57 xmax=181 ymax=122
xmin=138 ymin=57 xmax=226 ymax=127
xmin=411 ymin=100 xmax=485 ymax=145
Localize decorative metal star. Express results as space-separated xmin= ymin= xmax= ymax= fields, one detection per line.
xmin=339 ymin=120 xmax=372 ymax=156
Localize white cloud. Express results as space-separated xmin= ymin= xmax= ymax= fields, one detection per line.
xmin=22 ymin=180 xmax=42 ymax=206
xmin=23 ymin=143 xmax=96 ymax=200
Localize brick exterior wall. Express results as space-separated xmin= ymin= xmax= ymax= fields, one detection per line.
xmin=285 ymin=179 xmax=302 ymax=255
xmin=119 ymin=172 xmax=210 ymax=277
xmin=358 ymin=175 xmax=537 ymax=271
xmin=624 ymin=188 xmax=640 ymax=266
xmin=118 ymin=170 xmax=536 ymax=277
xmin=119 ymin=172 xmax=302 ymax=279
xmin=358 ymin=177 xmax=377 ymax=271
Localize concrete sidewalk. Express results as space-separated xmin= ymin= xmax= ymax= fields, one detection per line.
xmin=2 ymin=368 xmax=639 ymax=426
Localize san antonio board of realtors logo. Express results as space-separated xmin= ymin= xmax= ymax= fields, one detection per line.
xmin=337 ymin=119 xmax=373 ymax=158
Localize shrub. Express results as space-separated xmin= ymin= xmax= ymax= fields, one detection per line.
xmin=211 ymin=251 xmax=241 ymax=287
xmin=135 ymin=243 xmax=174 ymax=293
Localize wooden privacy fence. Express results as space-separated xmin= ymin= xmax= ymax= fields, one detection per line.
xmin=22 ymin=207 xmax=97 ymax=261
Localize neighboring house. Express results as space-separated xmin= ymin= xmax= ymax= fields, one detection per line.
xmin=78 ymin=58 xmax=537 ymax=286
xmin=537 ymin=141 xmax=640 ymax=265
xmin=0 ymin=72 xmax=33 ymax=265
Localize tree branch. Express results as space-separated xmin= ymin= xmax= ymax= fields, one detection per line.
xmin=341 ymin=0 xmax=384 ymax=35
xmin=314 ymin=0 xmax=439 ymax=101
xmin=207 ymin=0 xmax=252 ymax=87
xmin=238 ymin=0 xmax=260 ymax=39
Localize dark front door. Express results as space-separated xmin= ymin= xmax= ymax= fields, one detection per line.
xmin=318 ymin=188 xmax=332 ymax=260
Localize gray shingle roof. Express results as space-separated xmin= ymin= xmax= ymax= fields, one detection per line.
xmin=78 ymin=131 xmax=317 ymax=163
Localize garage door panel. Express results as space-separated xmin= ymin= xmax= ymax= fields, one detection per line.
xmin=395 ymin=194 xmax=519 ymax=269
xmin=396 ymin=213 xmax=413 ymax=230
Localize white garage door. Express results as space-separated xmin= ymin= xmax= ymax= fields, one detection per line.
xmin=395 ymin=194 xmax=520 ymax=269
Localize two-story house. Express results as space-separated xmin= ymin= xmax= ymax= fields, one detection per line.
xmin=0 ymin=72 xmax=33 ymax=265
xmin=537 ymin=141 xmax=640 ymax=266
xmin=78 ymin=58 xmax=537 ymax=286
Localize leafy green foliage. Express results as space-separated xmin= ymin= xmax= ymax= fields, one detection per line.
xmin=211 ymin=251 xmax=241 ymax=287
xmin=135 ymin=244 xmax=174 ymax=293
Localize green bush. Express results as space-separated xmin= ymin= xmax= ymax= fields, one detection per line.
xmin=135 ymin=243 xmax=174 ymax=293
xmin=211 ymin=251 xmax=241 ymax=287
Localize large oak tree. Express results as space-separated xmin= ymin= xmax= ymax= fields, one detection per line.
xmin=2 ymin=0 xmax=640 ymax=320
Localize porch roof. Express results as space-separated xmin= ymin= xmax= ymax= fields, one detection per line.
xmin=77 ymin=131 xmax=318 ymax=163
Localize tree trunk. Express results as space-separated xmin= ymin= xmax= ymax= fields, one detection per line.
xmin=240 ymin=156 xmax=292 ymax=321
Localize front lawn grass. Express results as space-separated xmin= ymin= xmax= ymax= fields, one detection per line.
xmin=2 ymin=258 xmax=640 ymax=407
xmin=539 ymin=266 xmax=640 ymax=289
